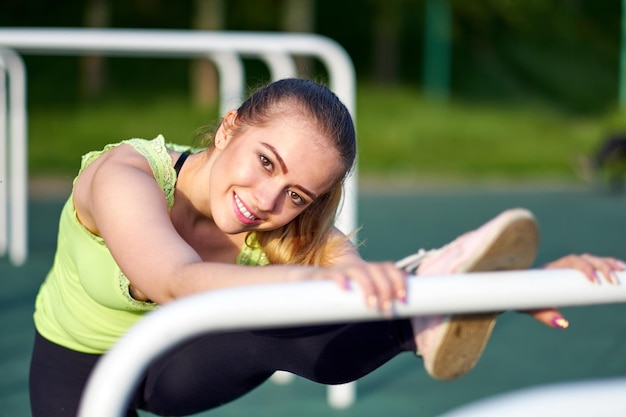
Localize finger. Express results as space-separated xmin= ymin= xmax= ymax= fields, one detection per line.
xmin=379 ymin=262 xmax=409 ymax=303
xmin=525 ymin=308 xmax=570 ymax=329
xmin=546 ymin=255 xmax=600 ymax=284
xmin=367 ymin=262 xmax=408 ymax=313
xmin=545 ymin=254 xmax=599 ymax=284
xmin=581 ymin=254 xmax=621 ymax=285
xmin=604 ymin=257 xmax=626 ymax=283
xmin=367 ymin=265 xmax=396 ymax=314
xmin=381 ymin=263 xmax=410 ymax=308
xmin=345 ymin=266 xmax=379 ymax=310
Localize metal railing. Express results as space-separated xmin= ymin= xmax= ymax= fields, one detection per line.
xmin=76 ymin=268 xmax=626 ymax=416
xmin=0 ymin=47 xmax=27 ymax=266
xmin=0 ymin=26 xmax=359 ymax=407
xmin=0 ymin=27 xmax=357 ymax=267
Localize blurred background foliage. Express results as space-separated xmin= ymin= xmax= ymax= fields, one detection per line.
xmin=1 ymin=0 xmax=625 ymax=185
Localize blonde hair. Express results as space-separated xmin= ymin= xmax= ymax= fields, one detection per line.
xmin=206 ymin=79 xmax=357 ymax=266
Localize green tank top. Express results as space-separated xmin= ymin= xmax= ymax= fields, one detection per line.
xmin=33 ymin=136 xmax=268 ymax=354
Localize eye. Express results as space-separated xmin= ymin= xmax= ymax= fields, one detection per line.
xmin=288 ymin=190 xmax=305 ymax=206
xmin=259 ymin=154 xmax=273 ymax=171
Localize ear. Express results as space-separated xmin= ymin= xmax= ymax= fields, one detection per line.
xmin=214 ymin=110 xmax=238 ymax=150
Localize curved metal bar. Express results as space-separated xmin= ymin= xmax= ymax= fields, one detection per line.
xmin=0 ymin=28 xmax=356 ymax=112
xmin=77 ymin=269 xmax=626 ymax=417
xmin=0 ymin=47 xmax=27 ymax=266
xmin=0 ymin=27 xmax=357 ymax=263
xmin=207 ymin=51 xmax=245 ymax=116
xmin=0 ymin=53 xmax=7 ymax=257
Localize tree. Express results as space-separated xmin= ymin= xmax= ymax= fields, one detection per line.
xmin=191 ymin=0 xmax=225 ymax=108
xmin=371 ymin=0 xmax=401 ymax=84
xmin=80 ymin=0 xmax=110 ymax=99
xmin=281 ymin=0 xmax=316 ymax=77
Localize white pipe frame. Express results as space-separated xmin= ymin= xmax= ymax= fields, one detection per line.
xmin=0 ymin=28 xmax=356 ymax=266
xmin=0 ymin=48 xmax=27 ymax=266
xmin=0 ymin=54 xmax=7 ymax=257
xmin=0 ymin=27 xmax=357 ymax=404
xmin=77 ymin=269 xmax=626 ymax=417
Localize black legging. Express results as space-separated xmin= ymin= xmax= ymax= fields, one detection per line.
xmin=30 ymin=320 xmax=416 ymax=417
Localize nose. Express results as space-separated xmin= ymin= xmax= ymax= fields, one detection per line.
xmin=254 ymin=180 xmax=283 ymax=213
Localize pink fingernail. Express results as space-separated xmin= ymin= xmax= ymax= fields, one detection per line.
xmin=617 ymin=260 xmax=626 ymax=269
xmin=552 ymin=316 xmax=570 ymax=329
xmin=611 ymin=273 xmax=621 ymax=285
xmin=593 ymin=271 xmax=602 ymax=284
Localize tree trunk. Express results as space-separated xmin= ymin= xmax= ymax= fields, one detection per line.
xmin=191 ymin=0 xmax=224 ymax=109
xmin=80 ymin=0 xmax=110 ymax=99
xmin=372 ymin=0 xmax=401 ymax=85
xmin=281 ymin=0 xmax=316 ymax=77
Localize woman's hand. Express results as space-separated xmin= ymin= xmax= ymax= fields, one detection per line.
xmin=313 ymin=262 xmax=408 ymax=315
xmin=542 ymin=253 xmax=626 ymax=285
xmin=525 ymin=253 xmax=626 ymax=328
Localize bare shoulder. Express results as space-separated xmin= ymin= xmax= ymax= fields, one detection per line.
xmin=73 ymin=144 xmax=168 ymax=235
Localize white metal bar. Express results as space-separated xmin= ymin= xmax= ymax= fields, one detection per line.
xmin=437 ymin=377 xmax=626 ymax=417
xmin=0 ymin=48 xmax=27 ymax=266
xmin=0 ymin=54 xmax=8 ymax=257
xmin=0 ymin=60 xmax=7 ymax=258
xmin=260 ymin=51 xmax=299 ymax=81
xmin=0 ymin=28 xmax=356 ymax=111
xmin=0 ymin=27 xmax=357 ymax=267
xmin=78 ymin=269 xmax=626 ymax=417
xmin=207 ymin=51 xmax=245 ymax=116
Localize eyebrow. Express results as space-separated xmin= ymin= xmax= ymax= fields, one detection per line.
xmin=261 ymin=142 xmax=318 ymax=201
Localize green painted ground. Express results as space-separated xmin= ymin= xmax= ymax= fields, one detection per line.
xmin=1 ymin=185 xmax=625 ymax=417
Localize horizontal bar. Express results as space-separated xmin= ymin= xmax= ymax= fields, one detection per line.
xmin=78 ymin=268 xmax=626 ymax=417
xmin=0 ymin=28 xmax=355 ymax=113
xmin=0 ymin=28 xmax=348 ymax=58
xmin=0 ymin=27 xmax=357 ymax=238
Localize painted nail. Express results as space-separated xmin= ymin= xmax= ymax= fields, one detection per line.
xmin=552 ymin=316 xmax=570 ymax=329
xmin=617 ymin=260 xmax=626 ymax=269
xmin=593 ymin=271 xmax=602 ymax=284
xmin=611 ymin=272 xmax=621 ymax=285
xmin=367 ymin=295 xmax=378 ymax=308
xmin=397 ymin=289 xmax=407 ymax=303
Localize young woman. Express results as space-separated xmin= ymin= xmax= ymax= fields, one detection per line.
xmin=29 ymin=78 xmax=625 ymax=417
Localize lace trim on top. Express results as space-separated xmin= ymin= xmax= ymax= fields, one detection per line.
xmin=76 ymin=135 xmax=178 ymax=310
xmin=237 ymin=233 xmax=270 ymax=266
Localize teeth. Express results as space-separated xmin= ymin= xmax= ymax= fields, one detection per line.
xmin=235 ymin=194 xmax=256 ymax=221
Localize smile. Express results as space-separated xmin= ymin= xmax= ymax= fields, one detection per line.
xmin=234 ymin=193 xmax=258 ymax=223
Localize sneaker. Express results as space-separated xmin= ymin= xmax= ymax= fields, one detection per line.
xmin=396 ymin=208 xmax=540 ymax=380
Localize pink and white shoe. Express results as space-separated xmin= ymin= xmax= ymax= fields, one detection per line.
xmin=396 ymin=208 xmax=540 ymax=380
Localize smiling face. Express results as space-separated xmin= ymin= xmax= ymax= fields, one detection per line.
xmin=206 ymin=108 xmax=344 ymax=235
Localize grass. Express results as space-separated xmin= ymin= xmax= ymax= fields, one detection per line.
xmin=26 ymin=83 xmax=626 ymax=185
xmin=356 ymin=84 xmax=626 ymax=185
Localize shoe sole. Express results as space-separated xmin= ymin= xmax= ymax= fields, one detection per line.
xmin=426 ymin=208 xmax=539 ymax=380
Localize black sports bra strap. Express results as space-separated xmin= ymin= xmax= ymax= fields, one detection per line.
xmin=174 ymin=151 xmax=191 ymax=177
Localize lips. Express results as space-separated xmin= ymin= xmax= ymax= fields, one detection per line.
xmin=234 ymin=193 xmax=259 ymax=224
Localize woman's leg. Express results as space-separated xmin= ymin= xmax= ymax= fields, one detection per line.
xmin=134 ymin=319 xmax=415 ymax=416
xmin=29 ymin=331 xmax=139 ymax=417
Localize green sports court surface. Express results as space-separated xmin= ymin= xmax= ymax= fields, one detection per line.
xmin=2 ymin=184 xmax=625 ymax=417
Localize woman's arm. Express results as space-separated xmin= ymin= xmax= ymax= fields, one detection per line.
xmin=74 ymin=146 xmax=406 ymax=309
